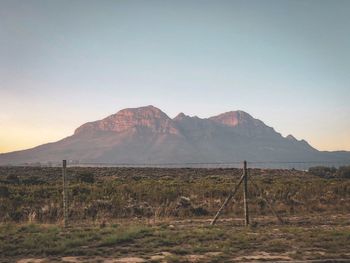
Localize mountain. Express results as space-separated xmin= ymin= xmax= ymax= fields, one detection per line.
xmin=0 ymin=105 xmax=349 ymax=166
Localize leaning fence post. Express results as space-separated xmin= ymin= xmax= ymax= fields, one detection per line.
xmin=243 ymin=160 xmax=249 ymax=226
xmin=62 ymin=160 xmax=68 ymax=227
xmin=210 ymin=165 xmax=246 ymax=225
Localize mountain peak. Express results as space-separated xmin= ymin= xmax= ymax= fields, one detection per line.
xmin=286 ymin=134 xmax=297 ymax=141
xmin=174 ymin=112 xmax=189 ymax=120
xmin=208 ymin=110 xmax=254 ymax=127
xmin=75 ymin=105 xmax=179 ymax=135
xmin=116 ymin=105 xmax=167 ymax=118
xmin=121 ymin=105 xmax=161 ymax=112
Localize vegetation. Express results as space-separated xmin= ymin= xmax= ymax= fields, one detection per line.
xmin=0 ymin=166 xmax=349 ymax=223
xmin=0 ymin=217 xmax=349 ymax=261
xmin=337 ymin=166 xmax=350 ymax=178
xmin=0 ymin=166 xmax=349 ymax=261
xmin=308 ymin=165 xmax=350 ymax=179
xmin=308 ymin=166 xmax=337 ymax=178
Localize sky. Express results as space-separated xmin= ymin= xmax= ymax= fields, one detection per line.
xmin=0 ymin=0 xmax=349 ymax=153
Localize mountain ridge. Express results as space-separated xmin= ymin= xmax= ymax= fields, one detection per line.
xmin=0 ymin=105 xmax=349 ymax=166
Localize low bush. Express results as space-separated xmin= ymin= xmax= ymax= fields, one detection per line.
xmin=308 ymin=166 xmax=336 ymax=178
xmin=0 ymin=186 xmax=10 ymax=197
xmin=336 ymin=166 xmax=350 ymax=178
xmin=76 ymin=172 xmax=95 ymax=184
xmin=5 ymin=174 xmax=20 ymax=184
xmin=22 ymin=176 xmax=44 ymax=185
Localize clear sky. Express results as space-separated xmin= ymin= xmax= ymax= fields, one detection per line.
xmin=0 ymin=0 xmax=349 ymax=153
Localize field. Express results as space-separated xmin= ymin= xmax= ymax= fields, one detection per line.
xmin=0 ymin=166 xmax=350 ymax=262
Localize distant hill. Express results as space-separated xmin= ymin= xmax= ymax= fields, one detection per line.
xmin=1 ymin=105 xmax=349 ymax=166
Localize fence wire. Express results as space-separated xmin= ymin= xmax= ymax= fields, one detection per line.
xmin=1 ymin=159 xmax=349 ymax=225
xmin=61 ymin=160 xmax=350 ymax=170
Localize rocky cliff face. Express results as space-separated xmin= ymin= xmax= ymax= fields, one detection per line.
xmin=0 ymin=105 xmax=348 ymax=165
xmin=75 ymin=105 xmax=180 ymax=135
xmin=209 ymin=111 xmax=277 ymax=137
xmin=209 ymin=111 xmax=251 ymax=127
xmin=74 ymin=106 xmax=275 ymax=138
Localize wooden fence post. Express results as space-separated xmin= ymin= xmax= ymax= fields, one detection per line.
xmin=243 ymin=160 xmax=249 ymax=226
xmin=210 ymin=164 xmax=246 ymax=225
xmin=62 ymin=160 xmax=68 ymax=227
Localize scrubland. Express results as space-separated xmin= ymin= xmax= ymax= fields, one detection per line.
xmin=0 ymin=166 xmax=349 ymax=262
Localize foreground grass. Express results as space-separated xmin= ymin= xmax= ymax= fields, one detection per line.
xmin=1 ymin=218 xmax=350 ymax=262
xmin=0 ymin=223 xmax=151 ymax=257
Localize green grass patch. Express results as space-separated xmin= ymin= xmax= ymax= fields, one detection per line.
xmin=99 ymin=226 xmax=150 ymax=246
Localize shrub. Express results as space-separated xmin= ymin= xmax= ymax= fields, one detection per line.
xmin=9 ymin=210 xmax=23 ymax=222
xmin=0 ymin=186 xmax=10 ymax=197
xmin=22 ymin=176 xmax=44 ymax=185
xmin=77 ymin=172 xmax=95 ymax=184
xmin=308 ymin=166 xmax=337 ymax=178
xmin=336 ymin=166 xmax=350 ymax=179
xmin=6 ymin=175 xmax=20 ymax=184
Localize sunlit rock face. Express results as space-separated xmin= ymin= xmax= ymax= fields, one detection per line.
xmin=75 ymin=105 xmax=180 ymax=135
xmin=209 ymin=111 xmax=249 ymax=127
xmin=209 ymin=111 xmax=277 ymax=137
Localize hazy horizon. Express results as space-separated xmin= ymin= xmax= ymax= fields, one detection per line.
xmin=1 ymin=0 xmax=350 ymax=153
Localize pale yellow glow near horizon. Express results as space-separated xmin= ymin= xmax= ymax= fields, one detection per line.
xmin=308 ymin=135 xmax=350 ymax=152
xmin=0 ymin=126 xmax=75 ymax=154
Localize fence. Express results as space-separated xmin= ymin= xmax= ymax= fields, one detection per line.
xmin=59 ymin=159 xmax=350 ymax=227
xmin=0 ymin=160 xmax=349 ymax=226
xmin=30 ymin=160 xmax=350 ymax=169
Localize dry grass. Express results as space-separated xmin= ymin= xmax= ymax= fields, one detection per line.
xmin=1 ymin=167 xmax=349 ymax=223
xmin=1 ymin=214 xmax=350 ymax=262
